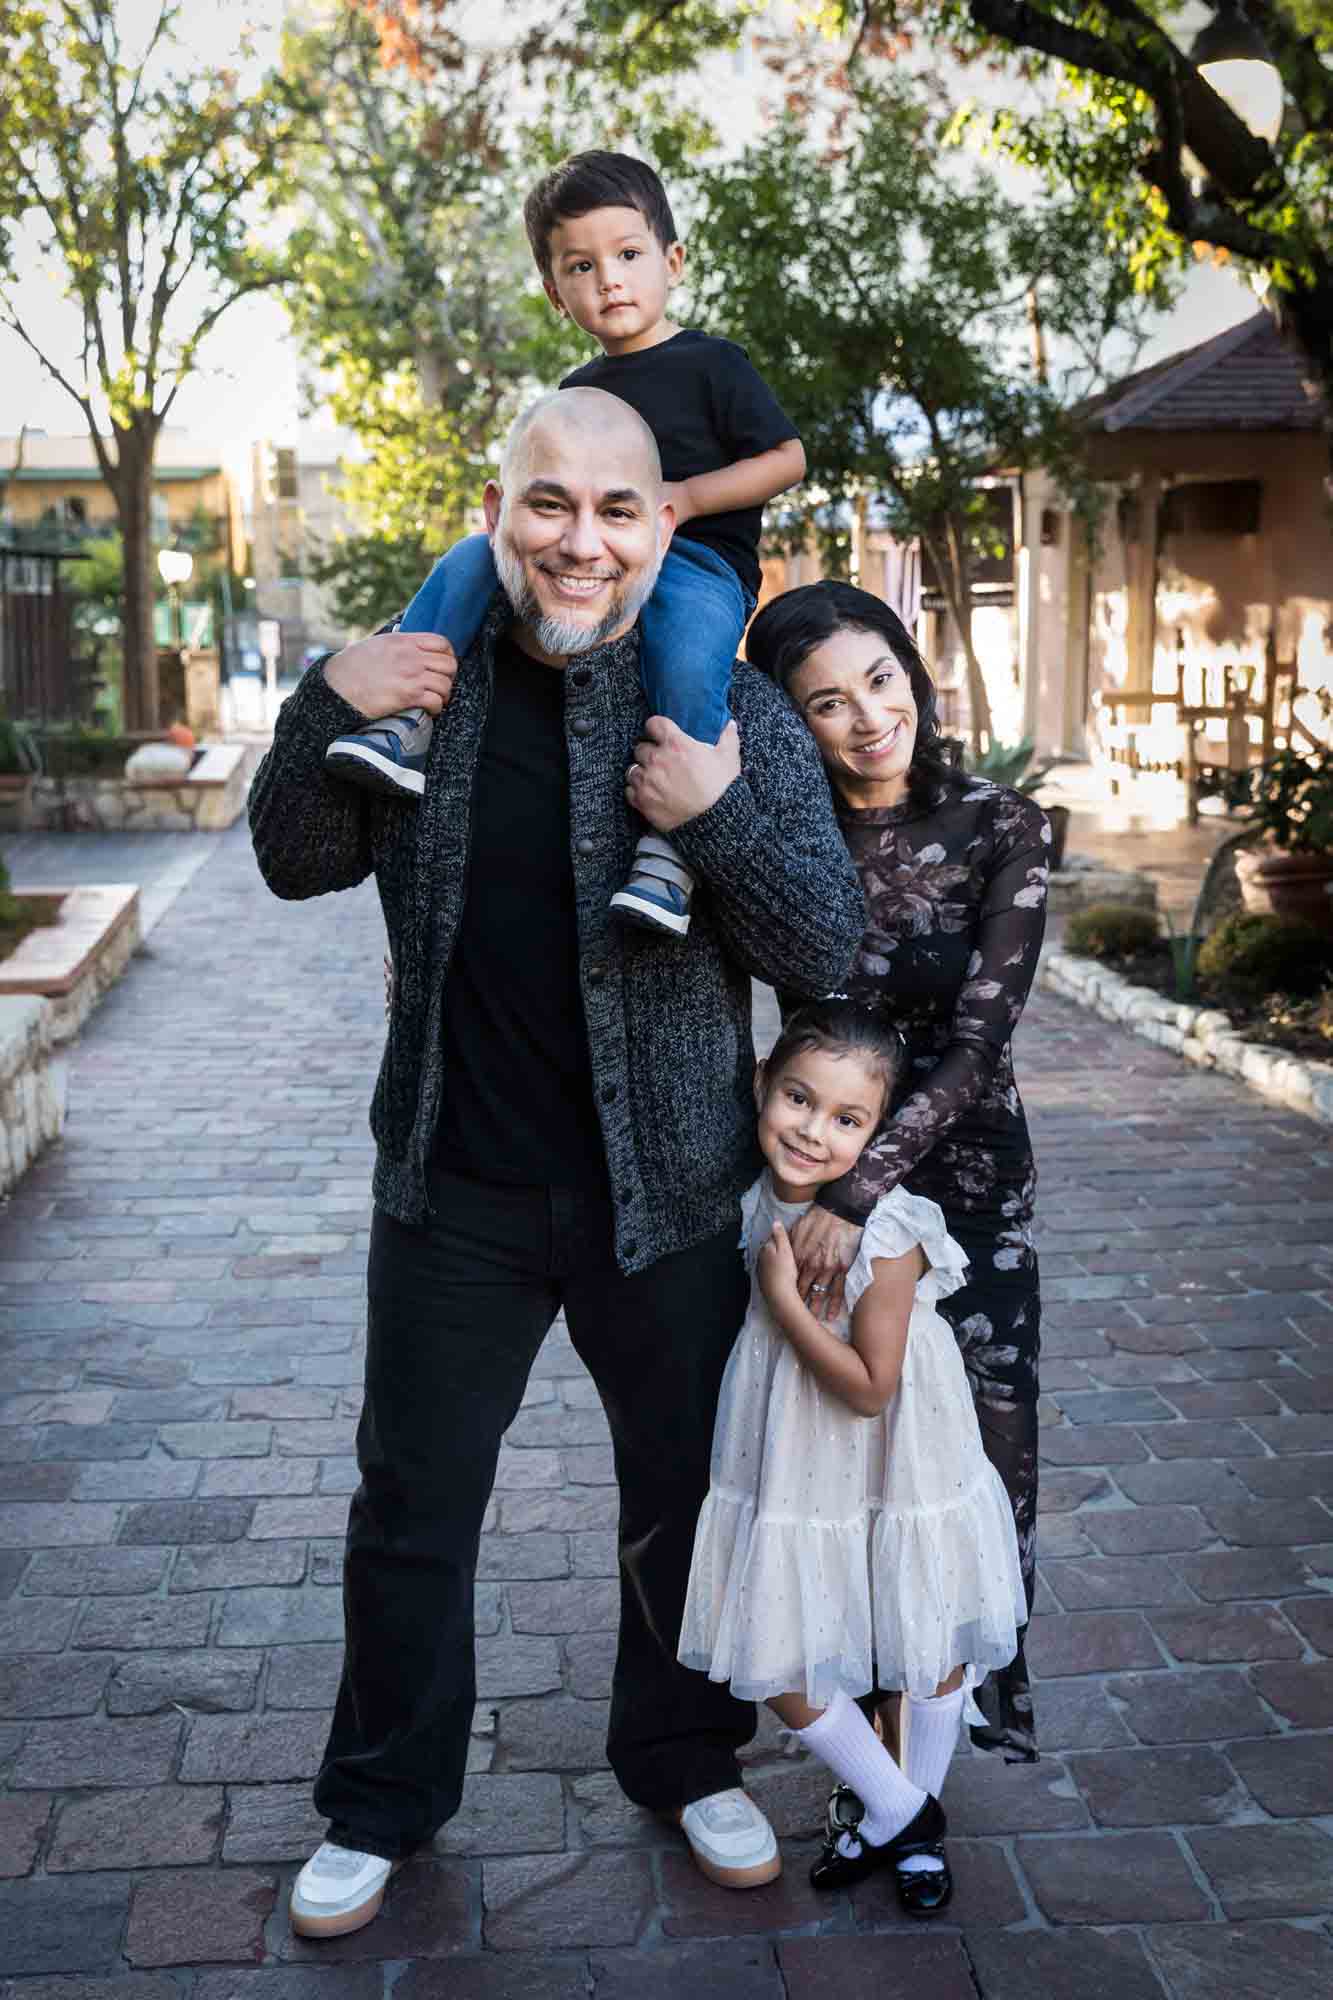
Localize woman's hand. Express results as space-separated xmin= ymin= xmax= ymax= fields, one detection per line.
xmin=757 ymin=1220 xmax=801 ymax=1314
xmin=789 ymin=1207 xmax=863 ymax=1322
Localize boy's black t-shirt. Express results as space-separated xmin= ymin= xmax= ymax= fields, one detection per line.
xmin=560 ymin=329 xmax=797 ymax=600
xmin=434 ymin=634 xmax=607 ymax=1191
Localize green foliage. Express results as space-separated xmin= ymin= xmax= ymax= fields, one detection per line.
xmin=1225 ymin=740 xmax=1333 ymax=854
xmin=0 ymin=2 xmax=297 ymax=725
xmin=679 ymin=75 xmax=1158 ymax=745
xmin=275 ymin=10 xmax=560 ymax=603
xmin=573 ymin=1 xmax=1333 ymax=453
xmin=966 ymin=736 xmax=1066 ymax=794
xmin=1065 ymin=902 xmax=1161 ymax=961
xmin=1197 ymin=911 xmax=1333 ymax=998
xmin=0 ymin=714 xmax=42 ymax=776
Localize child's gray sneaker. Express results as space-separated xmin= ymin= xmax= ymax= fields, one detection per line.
xmin=290 ymin=1841 xmax=397 ymax=1937
xmin=610 ymin=832 xmax=696 ymax=938
xmin=325 ymin=707 xmax=433 ymax=798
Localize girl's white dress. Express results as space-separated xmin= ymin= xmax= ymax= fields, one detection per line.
xmin=679 ymin=1174 xmax=1027 ymax=1707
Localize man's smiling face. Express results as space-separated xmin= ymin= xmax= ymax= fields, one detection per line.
xmin=484 ymin=396 xmax=674 ymax=662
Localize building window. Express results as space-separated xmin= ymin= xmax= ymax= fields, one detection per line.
xmin=275 ymin=448 xmax=299 ymax=501
xmin=150 ymin=493 xmax=170 ymax=541
xmin=1161 ymin=480 xmax=1261 ymax=538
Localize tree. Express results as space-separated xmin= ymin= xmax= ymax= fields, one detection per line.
xmin=573 ymin=0 xmax=1333 ymax=477
xmin=0 ymin=2 xmax=293 ymax=728
xmin=683 ymin=78 xmax=1163 ymax=750
xmin=282 ymin=4 xmax=717 ymax=625
xmin=279 ymin=6 xmax=562 ymax=625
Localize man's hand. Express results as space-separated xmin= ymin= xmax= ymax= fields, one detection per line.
xmin=626 ymin=716 xmax=741 ymax=832
xmin=323 ymin=632 xmax=458 ymax=722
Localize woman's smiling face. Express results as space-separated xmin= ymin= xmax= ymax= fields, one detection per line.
xmin=787 ymin=626 xmax=919 ymax=808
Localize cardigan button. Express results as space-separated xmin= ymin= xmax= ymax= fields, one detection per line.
xmin=575 ymin=836 xmax=596 ymax=857
xmin=586 ymin=964 xmax=607 ymax=986
xmin=570 ymin=667 xmax=593 ymax=687
xmin=570 ymin=715 xmax=595 ymax=738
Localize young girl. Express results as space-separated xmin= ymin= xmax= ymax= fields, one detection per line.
xmin=678 ymin=1002 xmax=1027 ymax=1909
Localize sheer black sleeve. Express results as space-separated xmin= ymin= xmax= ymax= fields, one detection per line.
xmin=818 ymin=797 xmax=1050 ymax=1225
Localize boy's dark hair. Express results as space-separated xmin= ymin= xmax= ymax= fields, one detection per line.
xmin=764 ymin=1001 xmax=907 ymax=1118
xmin=524 ymin=150 xmax=678 ymax=281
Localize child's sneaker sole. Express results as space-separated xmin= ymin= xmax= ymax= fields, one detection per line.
xmin=609 ymin=887 xmax=691 ymax=936
xmin=324 ymin=742 xmax=426 ymax=797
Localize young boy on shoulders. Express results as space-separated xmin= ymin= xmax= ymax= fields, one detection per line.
xmin=324 ymin=150 xmax=805 ymax=940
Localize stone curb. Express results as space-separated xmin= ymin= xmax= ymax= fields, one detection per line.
xmin=1041 ymin=948 xmax=1333 ymax=1127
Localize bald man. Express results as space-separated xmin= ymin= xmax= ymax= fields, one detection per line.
xmin=250 ymin=391 xmax=865 ymax=1938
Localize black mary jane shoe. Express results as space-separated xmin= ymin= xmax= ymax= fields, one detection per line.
xmin=894 ymin=1841 xmax=953 ymax=1915
xmin=809 ymin=1784 xmax=947 ymax=1892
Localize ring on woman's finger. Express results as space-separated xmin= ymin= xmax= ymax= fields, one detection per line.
xmin=810 ymin=1283 xmax=829 ymax=1293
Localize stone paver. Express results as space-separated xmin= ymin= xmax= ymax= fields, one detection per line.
xmin=1 ymin=818 xmax=1331 ymax=1992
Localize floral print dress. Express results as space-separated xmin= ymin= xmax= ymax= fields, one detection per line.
xmin=796 ymin=776 xmax=1049 ymax=1762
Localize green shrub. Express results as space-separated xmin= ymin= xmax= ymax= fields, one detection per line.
xmin=1197 ymin=912 xmax=1333 ymax=998
xmin=1065 ymin=903 xmax=1161 ymax=961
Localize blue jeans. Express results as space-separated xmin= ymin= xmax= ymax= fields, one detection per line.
xmin=398 ymin=533 xmax=751 ymax=746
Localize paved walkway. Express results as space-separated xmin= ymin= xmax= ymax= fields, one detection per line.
xmin=2 ymin=822 xmax=1331 ymax=1997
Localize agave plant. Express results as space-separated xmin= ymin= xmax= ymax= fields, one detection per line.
xmin=0 ymin=715 xmax=42 ymax=777
xmin=967 ymin=736 xmax=1066 ymax=796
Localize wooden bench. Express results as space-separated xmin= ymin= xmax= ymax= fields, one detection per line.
xmin=1093 ymin=632 xmax=1301 ymax=823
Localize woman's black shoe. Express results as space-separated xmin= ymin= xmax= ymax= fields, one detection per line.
xmin=895 ymin=1843 xmax=953 ymax=1915
xmin=809 ymin=1786 xmax=947 ymax=1891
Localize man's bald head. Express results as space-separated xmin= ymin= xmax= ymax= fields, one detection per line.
xmin=499 ymin=387 xmax=662 ymax=500
xmin=484 ymin=387 xmax=673 ymax=663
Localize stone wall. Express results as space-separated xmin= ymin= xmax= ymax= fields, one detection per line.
xmin=10 ymin=743 xmax=248 ymax=834
xmin=1042 ymin=947 xmax=1333 ymax=1126
xmin=0 ymin=995 xmax=65 ymax=1196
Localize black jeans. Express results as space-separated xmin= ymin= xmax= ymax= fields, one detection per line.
xmin=314 ymin=1168 xmax=756 ymax=1858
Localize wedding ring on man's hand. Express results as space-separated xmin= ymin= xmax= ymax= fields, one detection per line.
xmin=811 ymin=1283 xmax=829 ymax=1293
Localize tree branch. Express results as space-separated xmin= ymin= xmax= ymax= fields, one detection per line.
xmin=0 ymin=301 xmax=99 ymax=439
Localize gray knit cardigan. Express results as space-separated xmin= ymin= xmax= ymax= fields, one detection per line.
xmin=249 ymin=597 xmax=865 ymax=1273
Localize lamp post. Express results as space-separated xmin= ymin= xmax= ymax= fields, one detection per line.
xmin=1191 ymin=1 xmax=1284 ymax=147
xmin=156 ymin=546 xmax=194 ymax=650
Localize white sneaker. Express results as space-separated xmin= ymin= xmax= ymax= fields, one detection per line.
xmin=676 ymin=1787 xmax=781 ymax=1888
xmin=289 ymin=1841 xmax=396 ymax=1938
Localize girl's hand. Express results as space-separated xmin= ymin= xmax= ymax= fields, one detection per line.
xmin=790 ymin=1207 xmax=863 ymax=1323
xmin=757 ymin=1220 xmax=800 ymax=1311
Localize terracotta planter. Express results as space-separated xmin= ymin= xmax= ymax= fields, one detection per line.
xmin=1234 ymin=845 xmax=1333 ymax=930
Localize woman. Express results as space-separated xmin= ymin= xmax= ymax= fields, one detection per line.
xmin=746 ymin=580 xmax=1048 ymax=1763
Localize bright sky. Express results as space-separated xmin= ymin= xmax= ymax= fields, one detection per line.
xmin=0 ymin=0 xmax=1259 ymax=457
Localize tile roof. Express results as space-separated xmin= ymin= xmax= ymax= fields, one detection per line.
xmin=1080 ymin=313 xmax=1323 ymax=434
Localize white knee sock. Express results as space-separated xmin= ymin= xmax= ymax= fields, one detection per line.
xmin=798 ymin=1688 xmax=926 ymax=1847
xmin=898 ymin=1686 xmax=964 ymax=1873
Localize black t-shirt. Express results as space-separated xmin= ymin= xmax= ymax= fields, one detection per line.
xmin=434 ymin=636 xmax=607 ymax=1190
xmin=560 ymin=329 xmax=797 ymax=599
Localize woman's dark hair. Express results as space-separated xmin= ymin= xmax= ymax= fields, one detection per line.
xmin=745 ymin=580 xmax=965 ymax=806
xmin=764 ymin=1000 xmax=907 ymax=1118
xmin=523 ymin=152 xmax=678 ymax=281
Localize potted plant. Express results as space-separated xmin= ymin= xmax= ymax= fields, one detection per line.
xmin=0 ymin=715 xmax=41 ymax=822
xmin=1225 ymin=700 xmax=1333 ymax=931
xmin=968 ymin=737 xmax=1073 ymax=869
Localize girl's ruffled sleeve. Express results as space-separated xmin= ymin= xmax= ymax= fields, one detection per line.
xmin=844 ymin=1188 xmax=971 ymax=1314
xmin=738 ymin=1176 xmax=766 ymax=1271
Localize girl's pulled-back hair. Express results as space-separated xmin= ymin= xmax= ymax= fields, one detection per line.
xmin=745 ymin=581 xmax=965 ymax=808
xmin=765 ymin=1000 xmax=906 ymax=1117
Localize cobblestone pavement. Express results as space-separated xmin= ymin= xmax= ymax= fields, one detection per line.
xmin=2 ymin=821 xmax=1331 ymax=1998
